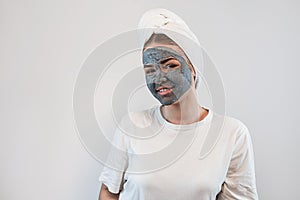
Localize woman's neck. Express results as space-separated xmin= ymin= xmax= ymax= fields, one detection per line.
xmin=161 ymin=90 xmax=208 ymax=125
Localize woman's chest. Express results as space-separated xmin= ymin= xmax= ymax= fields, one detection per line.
xmin=124 ymin=144 xmax=231 ymax=198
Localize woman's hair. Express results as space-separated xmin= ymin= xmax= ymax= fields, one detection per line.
xmin=144 ymin=33 xmax=177 ymax=48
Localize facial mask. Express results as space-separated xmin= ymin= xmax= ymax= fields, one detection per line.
xmin=143 ymin=46 xmax=192 ymax=105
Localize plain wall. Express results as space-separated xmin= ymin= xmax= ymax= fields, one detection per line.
xmin=1 ymin=0 xmax=299 ymax=199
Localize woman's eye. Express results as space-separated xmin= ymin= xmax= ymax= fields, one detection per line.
xmin=166 ymin=64 xmax=177 ymax=68
xmin=164 ymin=63 xmax=178 ymax=70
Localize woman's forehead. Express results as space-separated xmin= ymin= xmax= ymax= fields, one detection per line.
xmin=143 ymin=46 xmax=183 ymax=64
xmin=144 ymin=43 xmax=185 ymax=55
xmin=144 ymin=46 xmax=181 ymax=56
xmin=144 ymin=45 xmax=188 ymax=63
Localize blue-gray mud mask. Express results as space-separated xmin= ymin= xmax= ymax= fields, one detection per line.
xmin=143 ymin=46 xmax=192 ymax=105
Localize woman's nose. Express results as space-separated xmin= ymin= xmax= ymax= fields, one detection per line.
xmin=156 ymin=72 xmax=168 ymax=84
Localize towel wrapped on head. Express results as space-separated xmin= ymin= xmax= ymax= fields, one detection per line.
xmin=138 ymin=8 xmax=204 ymax=88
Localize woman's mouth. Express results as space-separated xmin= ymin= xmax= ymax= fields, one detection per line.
xmin=156 ymin=86 xmax=173 ymax=95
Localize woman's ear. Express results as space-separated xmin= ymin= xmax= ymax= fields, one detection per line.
xmin=189 ymin=63 xmax=196 ymax=79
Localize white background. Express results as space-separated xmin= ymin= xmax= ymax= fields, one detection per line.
xmin=1 ymin=0 xmax=300 ymax=199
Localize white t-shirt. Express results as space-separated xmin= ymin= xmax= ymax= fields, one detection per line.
xmin=99 ymin=106 xmax=258 ymax=200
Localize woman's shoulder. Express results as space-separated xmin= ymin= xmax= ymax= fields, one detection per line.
xmin=224 ymin=115 xmax=248 ymax=130
xmin=211 ymin=111 xmax=251 ymax=138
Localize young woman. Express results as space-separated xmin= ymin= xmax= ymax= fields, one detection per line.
xmin=98 ymin=8 xmax=258 ymax=200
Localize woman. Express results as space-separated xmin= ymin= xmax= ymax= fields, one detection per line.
xmin=99 ymin=8 xmax=258 ymax=200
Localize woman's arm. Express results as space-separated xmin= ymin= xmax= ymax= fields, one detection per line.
xmin=98 ymin=115 xmax=130 ymax=200
xmin=217 ymin=124 xmax=259 ymax=199
xmin=98 ymin=184 xmax=120 ymax=200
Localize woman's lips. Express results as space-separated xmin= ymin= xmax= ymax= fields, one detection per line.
xmin=156 ymin=86 xmax=173 ymax=96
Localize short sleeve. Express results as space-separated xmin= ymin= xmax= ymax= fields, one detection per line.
xmin=217 ymin=123 xmax=259 ymax=200
xmin=98 ymin=121 xmax=129 ymax=194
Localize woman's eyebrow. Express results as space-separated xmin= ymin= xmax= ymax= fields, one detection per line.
xmin=143 ymin=64 xmax=154 ymax=68
xmin=143 ymin=57 xmax=175 ymax=68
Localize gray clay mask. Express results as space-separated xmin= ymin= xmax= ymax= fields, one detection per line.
xmin=143 ymin=46 xmax=192 ymax=105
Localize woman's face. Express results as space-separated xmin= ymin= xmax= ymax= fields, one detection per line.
xmin=143 ymin=44 xmax=194 ymax=105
